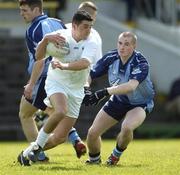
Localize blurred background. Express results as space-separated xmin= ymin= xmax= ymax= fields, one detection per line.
xmin=0 ymin=0 xmax=180 ymax=140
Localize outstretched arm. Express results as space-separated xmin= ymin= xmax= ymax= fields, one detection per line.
xmin=107 ymin=79 xmax=139 ymax=95
xmin=88 ymin=79 xmax=139 ymax=105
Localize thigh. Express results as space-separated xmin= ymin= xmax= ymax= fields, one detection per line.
xmin=53 ymin=117 xmax=77 ymax=138
xmin=90 ymin=109 xmax=118 ymax=136
xmin=45 ymin=78 xmax=68 ymax=112
xmin=50 ymin=93 xmax=68 ymax=112
xmin=19 ymin=95 xmax=38 ymax=117
xmin=67 ymin=93 xmax=82 ymax=119
xmin=122 ymin=107 xmax=146 ymax=130
xmin=103 ymin=99 xmax=131 ymax=121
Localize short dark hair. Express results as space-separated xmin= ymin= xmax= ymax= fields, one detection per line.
xmin=18 ymin=0 xmax=42 ymax=12
xmin=72 ymin=10 xmax=93 ymax=25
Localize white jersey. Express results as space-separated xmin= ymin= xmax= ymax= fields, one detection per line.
xmin=46 ymin=28 xmax=97 ymax=91
xmin=86 ymin=28 xmax=102 ymax=65
xmin=66 ymin=23 xmax=102 ymax=67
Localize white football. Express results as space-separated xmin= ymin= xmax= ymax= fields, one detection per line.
xmin=46 ymin=42 xmax=70 ymax=58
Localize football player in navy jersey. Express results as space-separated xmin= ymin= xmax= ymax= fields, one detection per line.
xmin=84 ymin=31 xmax=155 ymax=165
xmin=18 ymin=0 xmax=85 ymax=162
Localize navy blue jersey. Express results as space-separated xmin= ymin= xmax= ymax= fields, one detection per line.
xmin=90 ymin=49 xmax=155 ymax=107
xmin=26 ymin=14 xmax=66 ymax=77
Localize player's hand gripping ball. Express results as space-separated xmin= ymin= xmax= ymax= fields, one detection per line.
xmin=46 ymin=41 xmax=70 ymax=58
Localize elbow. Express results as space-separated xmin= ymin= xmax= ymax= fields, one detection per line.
xmin=35 ymin=51 xmax=43 ymax=60
xmin=128 ymin=80 xmax=139 ymax=92
xmin=36 ymin=54 xmax=41 ymax=61
xmin=84 ymin=64 xmax=90 ymax=69
xmin=35 ymin=53 xmax=39 ymax=60
xmin=82 ymin=59 xmax=91 ymax=69
xmin=35 ymin=47 xmax=40 ymax=60
xmin=129 ymin=84 xmax=136 ymax=92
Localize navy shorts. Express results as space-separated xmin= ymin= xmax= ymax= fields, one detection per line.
xmin=103 ymin=98 xmax=151 ymax=122
xmin=25 ymin=77 xmax=47 ymax=110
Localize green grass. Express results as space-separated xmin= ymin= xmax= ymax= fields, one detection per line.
xmin=0 ymin=139 xmax=180 ymax=175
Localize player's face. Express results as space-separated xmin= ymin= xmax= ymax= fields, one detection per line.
xmin=19 ymin=5 xmax=37 ymax=23
xmin=74 ymin=20 xmax=93 ymax=41
xmin=117 ymin=35 xmax=136 ymax=60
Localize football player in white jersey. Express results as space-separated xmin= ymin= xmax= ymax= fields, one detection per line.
xmin=43 ymin=1 xmax=103 ymax=158
xmin=37 ymin=1 xmax=102 ymax=158
xmin=18 ymin=1 xmax=102 ymax=163
xmin=42 ymin=1 xmax=102 ymax=158
xmin=18 ymin=10 xmax=96 ymax=166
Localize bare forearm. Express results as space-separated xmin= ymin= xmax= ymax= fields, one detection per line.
xmin=36 ymin=38 xmax=48 ymax=60
xmin=107 ymin=79 xmax=139 ymax=95
xmin=57 ymin=59 xmax=90 ymax=71
xmin=29 ymin=60 xmax=44 ymax=86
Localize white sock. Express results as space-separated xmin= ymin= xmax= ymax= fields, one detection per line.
xmin=23 ymin=142 xmax=38 ymax=157
xmin=36 ymin=127 xmax=50 ymax=148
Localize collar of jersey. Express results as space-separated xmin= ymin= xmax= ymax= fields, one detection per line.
xmin=119 ymin=51 xmax=135 ymax=70
xmin=32 ymin=14 xmax=48 ymax=24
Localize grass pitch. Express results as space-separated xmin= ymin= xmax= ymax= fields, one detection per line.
xmin=0 ymin=139 xmax=180 ymax=175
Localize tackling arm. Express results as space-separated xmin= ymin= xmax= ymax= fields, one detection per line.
xmin=87 ymin=79 xmax=139 ymax=105
xmin=107 ymin=79 xmax=139 ymax=95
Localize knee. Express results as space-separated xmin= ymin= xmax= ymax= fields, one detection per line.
xmin=121 ymin=125 xmax=133 ymax=135
xmin=19 ymin=109 xmax=33 ymax=120
xmin=54 ymin=107 xmax=67 ymax=119
xmin=87 ymin=127 xmax=99 ymax=140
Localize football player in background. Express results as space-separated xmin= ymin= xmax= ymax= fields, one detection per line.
xmin=63 ymin=1 xmax=102 ymax=158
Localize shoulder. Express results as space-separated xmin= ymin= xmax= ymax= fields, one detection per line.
xmin=83 ymin=28 xmax=102 ymax=47
xmin=41 ymin=17 xmax=64 ymax=27
xmin=105 ymin=49 xmax=119 ymax=59
xmin=65 ymin=23 xmax=72 ymax=29
xmin=47 ymin=17 xmax=65 ymax=25
xmin=87 ymin=28 xmax=102 ymax=44
xmin=133 ymin=51 xmax=149 ymax=65
xmin=90 ymin=28 xmax=101 ymax=39
xmin=101 ymin=49 xmax=119 ymax=64
xmin=50 ymin=28 xmax=68 ymax=35
xmin=47 ymin=17 xmax=63 ymax=23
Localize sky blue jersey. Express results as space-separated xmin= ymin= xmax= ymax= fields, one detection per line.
xmin=25 ymin=14 xmax=66 ymax=77
xmin=90 ymin=49 xmax=155 ymax=107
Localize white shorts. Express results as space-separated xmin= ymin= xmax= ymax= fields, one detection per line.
xmin=44 ymin=77 xmax=84 ymax=119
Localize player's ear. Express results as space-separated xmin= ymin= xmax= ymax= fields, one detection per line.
xmin=33 ymin=7 xmax=40 ymax=14
xmin=72 ymin=22 xmax=77 ymax=30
